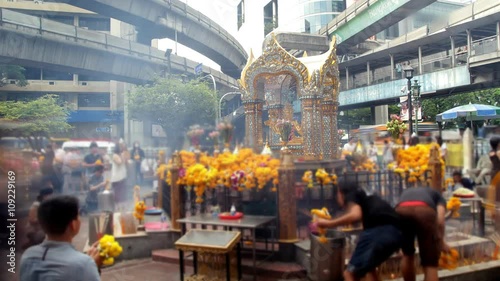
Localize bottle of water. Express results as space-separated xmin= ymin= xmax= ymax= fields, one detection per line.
xmin=230 ymin=204 xmax=236 ymax=216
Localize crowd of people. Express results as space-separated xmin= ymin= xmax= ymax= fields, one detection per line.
xmin=315 ymin=135 xmax=500 ymax=281
xmin=18 ymin=134 xmax=500 ymax=281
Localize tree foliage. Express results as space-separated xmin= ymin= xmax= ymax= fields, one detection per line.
xmin=0 ymin=95 xmax=72 ymax=150
xmin=0 ymin=64 xmax=28 ymax=87
xmin=127 ymin=76 xmax=217 ymax=148
xmin=337 ymin=88 xmax=500 ymax=130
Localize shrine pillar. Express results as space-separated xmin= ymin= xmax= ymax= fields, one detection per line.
xmin=243 ymin=100 xmax=264 ymax=151
xmin=169 ymin=151 xmax=183 ymax=232
xmin=277 ymin=147 xmax=298 ymax=261
xmin=267 ymin=104 xmax=283 ymax=146
xmin=429 ymin=145 xmax=443 ymax=193
xmin=332 ymin=101 xmax=340 ymax=159
xmin=300 ymin=95 xmax=322 ymax=159
xmin=321 ymin=100 xmax=336 ymax=160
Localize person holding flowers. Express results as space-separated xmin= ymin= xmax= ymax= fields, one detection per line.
xmin=315 ymin=180 xmax=402 ymax=281
xmin=20 ymin=196 xmax=103 ymax=281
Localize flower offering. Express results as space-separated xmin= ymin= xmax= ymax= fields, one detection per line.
xmin=447 ymin=197 xmax=461 ymax=218
xmin=134 ymin=201 xmax=147 ymax=223
xmin=208 ymin=131 xmax=220 ymax=145
xmin=439 ymin=248 xmax=459 ymax=270
xmin=311 ymin=207 xmax=331 ymax=244
xmin=187 ymin=124 xmax=204 ymax=146
xmin=386 ymin=114 xmax=407 ymax=140
xmin=217 ymin=121 xmax=234 ymax=145
xmin=315 ymin=169 xmax=331 ymax=185
xmin=302 ymin=170 xmax=314 ymax=188
xmin=98 ymin=235 xmax=123 ymax=266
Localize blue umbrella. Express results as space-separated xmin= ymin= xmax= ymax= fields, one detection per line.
xmin=436 ymin=103 xmax=500 ymax=121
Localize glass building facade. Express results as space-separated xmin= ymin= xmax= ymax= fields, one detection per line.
xmin=299 ymin=0 xmax=346 ymax=33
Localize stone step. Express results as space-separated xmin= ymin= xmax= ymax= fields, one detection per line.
xmin=152 ymin=249 xmax=307 ymax=279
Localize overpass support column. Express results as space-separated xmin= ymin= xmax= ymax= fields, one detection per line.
xmin=374 ymin=105 xmax=389 ymax=125
xmin=450 ymin=36 xmax=456 ymax=68
xmin=346 ymin=67 xmax=350 ymax=89
xmin=497 ymin=22 xmax=500 ymax=51
xmin=466 ymin=29 xmax=472 ymax=58
xmin=390 ymin=54 xmax=394 ymax=80
xmin=367 ymin=61 xmax=371 ymax=85
xmin=418 ymin=46 xmax=422 ymax=75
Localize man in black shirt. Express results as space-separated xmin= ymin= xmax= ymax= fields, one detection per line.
xmin=317 ymin=181 xmax=402 ymax=281
xmin=83 ymin=142 xmax=103 ymax=178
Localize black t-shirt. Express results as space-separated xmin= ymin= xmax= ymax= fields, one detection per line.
xmin=398 ymin=187 xmax=446 ymax=210
xmin=83 ymin=153 xmax=103 ymax=174
xmin=346 ymin=189 xmax=400 ymax=229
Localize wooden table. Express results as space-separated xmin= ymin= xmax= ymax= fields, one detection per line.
xmin=177 ymin=214 xmax=276 ymax=280
xmin=175 ymin=229 xmax=242 ymax=281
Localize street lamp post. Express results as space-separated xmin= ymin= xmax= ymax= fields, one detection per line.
xmin=411 ymin=79 xmax=421 ymax=135
xmin=199 ymin=74 xmax=218 ymax=126
xmin=403 ymin=66 xmax=414 ymax=135
xmin=219 ymin=91 xmax=241 ymax=121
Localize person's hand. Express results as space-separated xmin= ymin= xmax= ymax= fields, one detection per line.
xmin=440 ymin=241 xmax=451 ymax=253
xmin=87 ymin=241 xmax=103 ymax=268
xmin=316 ymin=218 xmax=331 ymax=228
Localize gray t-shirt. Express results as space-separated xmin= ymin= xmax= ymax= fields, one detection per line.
xmin=398 ymin=187 xmax=446 ymax=210
xmin=20 ymin=240 xmax=100 ymax=281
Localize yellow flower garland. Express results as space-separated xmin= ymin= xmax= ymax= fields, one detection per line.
xmin=315 ymin=169 xmax=331 ymax=185
xmin=302 ymin=170 xmax=314 ymax=188
xmin=311 ymin=208 xmax=331 ymax=244
xmin=447 ymin=197 xmax=461 ymax=218
xmin=99 ymin=235 xmax=123 ymax=266
xmin=439 ymin=248 xmax=459 ymax=270
xmin=134 ymin=201 xmax=147 ymax=222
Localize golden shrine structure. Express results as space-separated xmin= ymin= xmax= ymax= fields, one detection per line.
xmin=237 ymin=34 xmax=341 ymax=160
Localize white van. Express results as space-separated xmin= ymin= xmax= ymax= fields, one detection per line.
xmin=62 ymin=140 xmax=115 ymax=156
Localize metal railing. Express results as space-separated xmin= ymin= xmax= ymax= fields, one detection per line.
xmin=0 ymin=8 xmax=238 ymax=87
xmin=471 ymin=36 xmax=499 ymax=57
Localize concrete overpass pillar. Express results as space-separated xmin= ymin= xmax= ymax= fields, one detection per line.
xmin=367 ymin=61 xmax=371 ymax=85
xmin=497 ymin=22 xmax=500 ymax=51
xmin=450 ymin=36 xmax=456 ymax=68
xmin=466 ymin=29 xmax=472 ymax=58
xmin=346 ymin=67 xmax=350 ymax=89
xmin=418 ymin=46 xmax=422 ymax=75
xmin=374 ymin=105 xmax=389 ymax=125
xmin=390 ymin=54 xmax=394 ymax=79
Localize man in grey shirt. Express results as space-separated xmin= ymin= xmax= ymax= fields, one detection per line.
xmin=20 ymin=196 xmax=102 ymax=281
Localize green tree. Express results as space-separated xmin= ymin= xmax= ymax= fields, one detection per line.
xmin=0 ymin=95 xmax=72 ymax=151
xmin=0 ymin=64 xmax=28 ymax=87
xmin=127 ymin=76 xmax=217 ymax=149
xmin=421 ymin=88 xmax=500 ymax=126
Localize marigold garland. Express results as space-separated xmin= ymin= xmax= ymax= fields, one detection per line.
xmin=311 ymin=208 xmax=331 ymax=244
xmin=302 ymin=170 xmax=314 ymax=188
xmin=164 ymin=149 xmax=281 ymax=203
xmin=315 ymin=169 xmax=330 ymax=185
xmin=134 ymin=201 xmax=147 ymax=222
xmin=389 ymin=143 xmax=444 ymax=183
xmin=99 ymin=235 xmax=123 ymax=266
xmin=439 ymin=248 xmax=459 ymax=270
xmin=447 ymin=197 xmax=461 ymax=218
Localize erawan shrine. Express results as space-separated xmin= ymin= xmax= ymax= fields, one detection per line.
xmin=8 ymin=12 xmax=500 ymax=278
xmin=61 ymin=35 xmax=500 ymax=281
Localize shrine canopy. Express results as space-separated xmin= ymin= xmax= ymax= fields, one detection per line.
xmin=236 ymin=34 xmax=342 ymax=160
